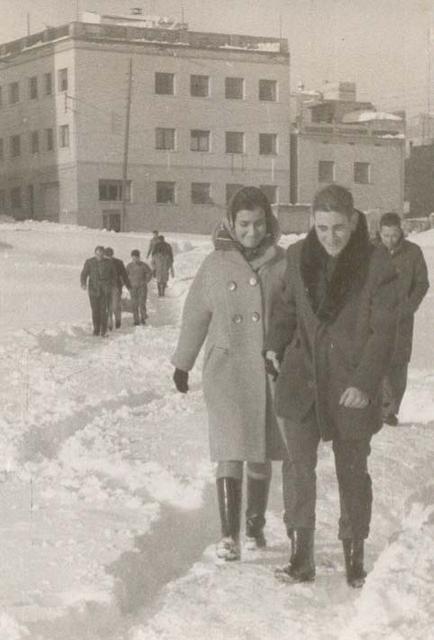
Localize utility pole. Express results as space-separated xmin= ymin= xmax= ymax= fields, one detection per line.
xmin=121 ymin=58 xmax=133 ymax=231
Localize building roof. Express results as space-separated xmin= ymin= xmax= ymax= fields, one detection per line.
xmin=342 ymin=110 xmax=403 ymax=124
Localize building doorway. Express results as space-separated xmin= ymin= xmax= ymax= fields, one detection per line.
xmin=102 ymin=211 xmax=121 ymax=232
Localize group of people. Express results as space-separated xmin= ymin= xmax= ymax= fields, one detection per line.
xmin=80 ymin=233 xmax=174 ymax=336
xmin=172 ymin=184 xmax=429 ymax=588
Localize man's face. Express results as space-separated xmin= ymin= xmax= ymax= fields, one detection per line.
xmin=95 ymin=248 xmax=104 ymax=260
xmin=132 ymin=255 xmax=140 ymax=263
xmin=380 ymin=225 xmax=402 ymax=251
xmin=313 ymin=209 xmax=356 ymax=257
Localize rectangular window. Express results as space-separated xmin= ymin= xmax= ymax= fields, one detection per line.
xmin=318 ymin=160 xmax=335 ymax=183
xmin=46 ymin=128 xmax=53 ymax=151
xmin=10 ymin=187 xmax=21 ymax=209
xmin=259 ymin=133 xmax=277 ymax=155
xmin=190 ymin=74 xmax=209 ymax=97
xmin=10 ymin=135 xmax=21 ymax=158
xmin=98 ymin=179 xmax=131 ymax=202
xmin=31 ymin=131 xmax=39 ymax=154
xmin=58 ymin=68 xmax=68 ymax=92
xmin=155 ymin=72 xmax=174 ymax=95
xmin=0 ymin=138 xmax=3 ymax=161
xmin=225 ymin=77 xmax=244 ymax=100
xmin=259 ymin=79 xmax=277 ymax=102
xmin=9 ymin=82 xmax=19 ymax=104
xmin=44 ymin=72 xmax=52 ymax=95
xmin=29 ymin=76 xmax=38 ymax=99
xmin=225 ymin=131 xmax=244 ymax=154
xmin=156 ymin=181 xmax=176 ymax=204
xmin=190 ymin=129 xmax=210 ymax=152
xmin=354 ymin=162 xmax=370 ymax=184
xmin=0 ymin=189 xmax=5 ymax=212
xmin=59 ymin=124 xmax=69 ymax=148
xmin=155 ymin=127 xmax=176 ymax=151
xmin=191 ymin=182 xmax=212 ymax=204
xmin=260 ymin=184 xmax=278 ymax=204
xmin=226 ymin=183 xmax=244 ymax=204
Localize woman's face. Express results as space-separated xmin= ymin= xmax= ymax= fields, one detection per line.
xmin=233 ymin=207 xmax=267 ymax=249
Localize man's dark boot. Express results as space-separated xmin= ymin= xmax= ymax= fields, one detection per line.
xmin=245 ymin=476 xmax=270 ymax=549
xmin=216 ymin=478 xmax=242 ymax=561
xmin=342 ymin=539 xmax=367 ymax=588
xmin=275 ymin=528 xmax=315 ymax=583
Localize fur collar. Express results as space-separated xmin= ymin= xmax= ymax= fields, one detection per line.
xmin=300 ymin=211 xmax=373 ymax=323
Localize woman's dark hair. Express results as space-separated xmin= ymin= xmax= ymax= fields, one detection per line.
xmin=312 ymin=184 xmax=354 ymax=219
xmin=228 ymin=186 xmax=273 ymax=228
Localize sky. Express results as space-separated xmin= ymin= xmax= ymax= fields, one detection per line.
xmin=0 ymin=0 xmax=432 ymax=115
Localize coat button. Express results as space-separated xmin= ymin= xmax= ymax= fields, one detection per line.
xmin=228 ymin=281 xmax=237 ymax=291
xmin=232 ymin=314 xmax=243 ymax=324
xmin=251 ymin=312 xmax=260 ymax=322
xmin=249 ymin=276 xmax=258 ymax=286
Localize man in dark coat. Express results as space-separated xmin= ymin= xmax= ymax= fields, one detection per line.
xmin=146 ymin=230 xmax=160 ymax=258
xmin=265 ymin=184 xmax=398 ymax=588
xmin=378 ymin=212 xmax=430 ymax=426
xmin=126 ymin=249 xmax=153 ymax=325
xmin=104 ymin=247 xmax=131 ymax=330
xmin=80 ymin=245 xmax=116 ymax=336
xmin=152 ymin=235 xmax=174 ymax=297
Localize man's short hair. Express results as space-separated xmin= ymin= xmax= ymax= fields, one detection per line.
xmin=152 ymin=230 xmax=159 ymax=235
xmin=104 ymin=247 xmax=114 ymax=257
xmin=312 ymin=184 xmax=354 ymax=219
xmin=379 ymin=212 xmax=401 ymax=228
xmin=131 ymin=249 xmax=140 ymax=257
xmin=158 ymin=235 xmax=165 ymax=241
xmin=95 ymin=245 xmax=105 ymax=253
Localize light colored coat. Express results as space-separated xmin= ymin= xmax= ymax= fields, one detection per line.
xmin=172 ymin=246 xmax=286 ymax=462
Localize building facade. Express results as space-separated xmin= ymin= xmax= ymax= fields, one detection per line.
xmin=0 ymin=17 xmax=290 ymax=233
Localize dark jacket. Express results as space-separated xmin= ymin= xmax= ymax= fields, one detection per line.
xmin=111 ymin=257 xmax=131 ymax=291
xmin=265 ymin=214 xmax=399 ymax=441
xmin=80 ymin=257 xmax=116 ymax=295
xmin=383 ymin=238 xmax=429 ymax=364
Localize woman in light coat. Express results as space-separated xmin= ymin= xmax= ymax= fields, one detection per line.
xmin=172 ymin=187 xmax=286 ymax=561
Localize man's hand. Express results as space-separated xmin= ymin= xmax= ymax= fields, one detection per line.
xmin=339 ymin=387 xmax=369 ymax=409
xmin=264 ymin=351 xmax=280 ymax=381
xmin=173 ymin=368 xmax=189 ymax=393
xmin=81 ymin=284 xmax=87 ymax=291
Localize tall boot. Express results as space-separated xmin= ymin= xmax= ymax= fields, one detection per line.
xmin=275 ymin=528 xmax=315 ymax=583
xmin=245 ymin=476 xmax=270 ymax=549
xmin=342 ymin=539 xmax=367 ymax=588
xmin=216 ymin=478 xmax=242 ymax=561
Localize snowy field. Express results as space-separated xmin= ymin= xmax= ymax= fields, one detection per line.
xmin=0 ymin=220 xmax=433 ymax=640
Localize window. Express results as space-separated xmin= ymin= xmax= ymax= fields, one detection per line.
xmin=0 ymin=190 xmax=5 ymax=212
xmin=190 ymin=129 xmax=210 ymax=152
xmin=226 ymin=183 xmax=244 ymax=204
xmin=225 ymin=77 xmax=244 ymax=99
xmin=190 ymin=75 xmax=209 ymax=97
xmin=9 ymin=82 xmax=19 ymax=104
xmin=354 ymin=162 xmax=370 ymax=184
xmin=10 ymin=135 xmax=21 ymax=158
xmin=44 ymin=72 xmax=52 ymax=95
xmin=31 ymin=131 xmax=39 ymax=154
xmin=259 ymin=133 xmax=277 ymax=155
xmin=259 ymin=79 xmax=277 ymax=101
xmin=58 ymin=68 xmax=68 ymax=92
xmin=29 ymin=76 xmax=38 ymax=99
xmin=260 ymin=184 xmax=278 ymax=204
xmin=156 ymin=181 xmax=176 ymax=204
xmin=59 ymin=124 xmax=69 ymax=148
xmin=318 ymin=160 xmax=335 ymax=183
xmin=98 ymin=179 xmax=131 ymax=202
xmin=191 ymin=182 xmax=212 ymax=204
xmin=155 ymin=128 xmax=176 ymax=151
xmin=155 ymin=72 xmax=174 ymax=95
xmin=46 ymin=128 xmax=53 ymax=151
xmin=225 ymin=131 xmax=244 ymax=154
xmin=10 ymin=187 xmax=22 ymax=209
xmin=0 ymin=138 xmax=3 ymax=161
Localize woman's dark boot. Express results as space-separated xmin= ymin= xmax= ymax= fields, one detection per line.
xmin=342 ymin=539 xmax=367 ymax=588
xmin=216 ymin=478 xmax=242 ymax=561
xmin=245 ymin=476 xmax=270 ymax=550
xmin=275 ymin=528 xmax=315 ymax=583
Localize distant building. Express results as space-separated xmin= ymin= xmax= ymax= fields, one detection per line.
xmin=289 ymin=81 xmax=405 ymax=218
xmin=0 ymin=14 xmax=290 ymax=232
xmin=407 ymin=142 xmax=434 ymax=217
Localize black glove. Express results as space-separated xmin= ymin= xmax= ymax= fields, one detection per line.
xmin=264 ymin=355 xmax=279 ymax=381
xmin=173 ymin=368 xmax=189 ymax=393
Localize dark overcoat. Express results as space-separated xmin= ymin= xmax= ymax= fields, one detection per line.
xmin=80 ymin=257 xmax=116 ymax=295
xmin=172 ymin=245 xmax=287 ymax=462
xmin=266 ymin=215 xmax=399 ymax=441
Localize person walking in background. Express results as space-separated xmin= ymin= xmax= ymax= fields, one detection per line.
xmin=172 ymin=187 xmax=286 ymax=562
xmin=265 ymin=185 xmax=398 ymax=588
xmin=104 ymin=247 xmax=131 ymax=330
xmin=146 ymin=230 xmax=160 ymax=259
xmin=378 ymin=212 xmax=429 ymax=426
xmin=152 ymin=235 xmax=174 ymax=297
xmin=126 ymin=250 xmax=153 ymax=326
xmin=80 ymin=245 xmax=116 ymax=337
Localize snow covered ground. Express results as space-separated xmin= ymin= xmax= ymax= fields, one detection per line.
xmin=0 ymin=220 xmax=433 ymax=640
